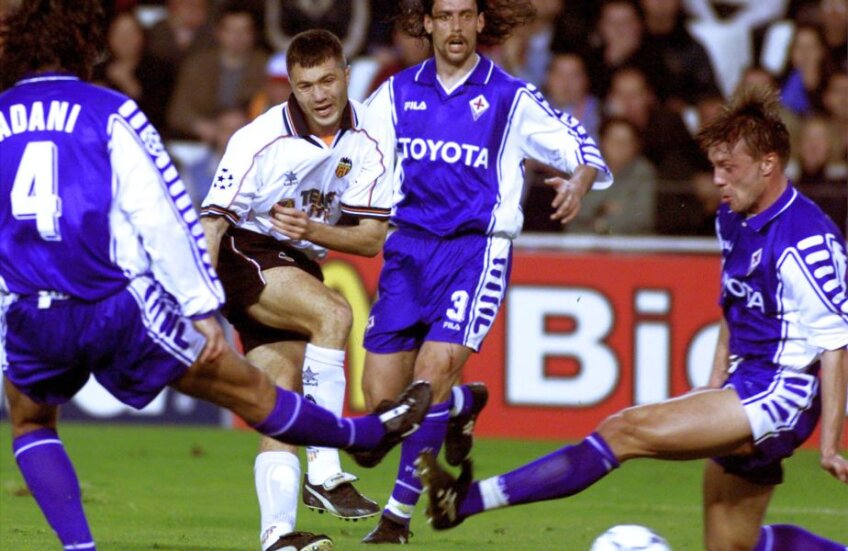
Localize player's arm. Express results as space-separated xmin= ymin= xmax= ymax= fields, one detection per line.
xmin=109 ymin=116 xmax=223 ymax=318
xmin=819 ymin=346 xmax=848 ymax=483
xmin=199 ymin=216 xmax=230 ymax=268
xmin=511 ymin=89 xmax=612 ymax=225
xmin=268 ymin=209 xmax=388 ymax=257
xmin=272 ymin=97 xmax=394 ymax=256
xmin=707 ymin=318 xmax=731 ymax=388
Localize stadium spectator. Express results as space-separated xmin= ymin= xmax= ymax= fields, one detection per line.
xmin=200 ymin=29 xmax=396 ymax=551
xmin=780 ymin=24 xmax=834 ymax=115
xmin=682 ymin=0 xmax=789 ymax=59
xmin=819 ymin=0 xmax=847 ymax=70
xmin=569 ymin=118 xmax=657 ymax=235
xmin=822 ymin=70 xmax=848 ymax=158
xmin=542 ymin=52 xmax=601 ymax=141
xmin=180 ymin=107 xmax=249 ymax=207
xmin=0 ymin=3 xmax=433 ymax=551
xmin=359 ymin=0 xmax=612 ymax=543
xmin=265 ymin=0 xmax=370 ymax=59
xmin=146 ymin=0 xmax=215 ymax=70
xmin=248 ymin=51 xmax=293 ymax=118
xmin=360 ymin=27 xmax=431 ymax=98
xmin=420 ymin=86 xmax=848 ymax=551
xmin=167 ymin=1 xmax=267 ymax=142
xmin=582 ymin=0 xmax=668 ymax=102
xmin=94 ymin=10 xmax=174 ymax=135
xmin=605 ymin=66 xmax=707 ymax=180
xmin=639 ymin=0 xmax=722 ymax=111
xmin=787 ymin=116 xmax=848 ymax=229
xmin=499 ymin=0 xmax=562 ymax=87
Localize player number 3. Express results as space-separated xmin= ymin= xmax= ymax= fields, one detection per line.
xmin=10 ymin=140 xmax=62 ymax=241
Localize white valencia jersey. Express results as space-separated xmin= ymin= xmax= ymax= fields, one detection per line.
xmin=200 ymin=98 xmax=391 ymax=259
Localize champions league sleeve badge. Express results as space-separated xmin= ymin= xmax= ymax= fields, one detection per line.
xmin=469 ymin=94 xmax=489 ymax=121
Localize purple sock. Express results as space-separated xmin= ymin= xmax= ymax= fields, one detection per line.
xmin=449 ymin=385 xmax=475 ymax=417
xmin=385 ymin=401 xmax=450 ymax=523
xmin=251 ymin=387 xmax=383 ymax=449
xmin=753 ymin=524 xmax=846 ymax=550
xmin=459 ymin=432 xmax=619 ymax=518
xmin=13 ymin=428 xmax=96 ymax=550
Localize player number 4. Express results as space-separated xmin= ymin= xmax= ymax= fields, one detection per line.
xmin=10 ymin=140 xmax=62 ymax=241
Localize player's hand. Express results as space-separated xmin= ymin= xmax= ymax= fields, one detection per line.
xmin=270 ymin=204 xmax=311 ymax=240
xmin=545 ymin=177 xmax=584 ymax=225
xmin=191 ymin=316 xmax=227 ymax=364
xmin=820 ymin=453 xmax=848 ymax=483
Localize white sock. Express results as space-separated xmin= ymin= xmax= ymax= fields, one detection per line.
xmin=302 ymin=343 xmax=347 ymax=485
xmin=255 ymin=451 xmax=300 ymax=551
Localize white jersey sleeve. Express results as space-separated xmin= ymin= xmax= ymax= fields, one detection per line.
xmin=109 ymin=116 xmax=224 ymax=317
xmin=779 ymin=234 xmax=848 ymax=353
xmin=339 ymin=99 xmax=394 ymax=218
xmin=200 ymin=112 xmax=279 ymax=224
xmin=508 ymin=87 xmax=612 ymax=189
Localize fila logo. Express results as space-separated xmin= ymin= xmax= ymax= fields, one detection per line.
xmin=404 ymin=101 xmax=427 ymax=111
xmin=469 ymin=94 xmax=489 ymax=120
xmin=747 ymin=248 xmax=762 ymax=275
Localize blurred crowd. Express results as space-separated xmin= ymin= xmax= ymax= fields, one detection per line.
xmin=3 ymin=0 xmax=845 ymax=234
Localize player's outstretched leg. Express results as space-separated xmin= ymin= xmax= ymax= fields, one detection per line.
xmin=250 ymin=381 xmax=432 ymax=466
xmin=445 ymin=383 xmax=489 ymax=466
xmin=418 ymin=433 xmax=620 ymax=529
xmin=416 ymin=452 xmax=475 ymax=530
xmin=753 ymin=525 xmax=847 ymax=551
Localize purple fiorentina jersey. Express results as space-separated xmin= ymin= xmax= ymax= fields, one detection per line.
xmin=0 ymin=73 xmax=222 ymax=317
xmin=717 ymin=185 xmax=848 ymax=369
xmin=367 ymin=55 xmax=612 ymax=238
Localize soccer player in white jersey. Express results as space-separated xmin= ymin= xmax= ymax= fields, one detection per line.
xmin=358 ymin=0 xmax=613 ymax=542
xmin=199 ymin=30 xmax=393 ymax=551
xmin=0 ymin=5 xmax=432 ymax=551
xmin=419 ymin=88 xmax=848 ymax=551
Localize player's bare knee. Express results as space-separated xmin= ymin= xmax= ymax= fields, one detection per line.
xmin=314 ymin=292 xmax=352 ymax=343
xmin=598 ymin=407 xmax=656 ymax=459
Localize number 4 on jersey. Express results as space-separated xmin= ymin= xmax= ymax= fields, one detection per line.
xmin=11 ymin=140 xmax=62 ymax=241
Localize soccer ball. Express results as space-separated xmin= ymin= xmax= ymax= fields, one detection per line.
xmin=589 ymin=524 xmax=672 ymax=551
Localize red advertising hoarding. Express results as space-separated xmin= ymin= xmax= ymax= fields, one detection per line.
xmin=324 ymin=239 xmax=723 ymax=439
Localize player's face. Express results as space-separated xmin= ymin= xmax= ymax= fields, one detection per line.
xmin=424 ymin=0 xmax=484 ymax=69
xmin=708 ymin=141 xmax=780 ymax=215
xmin=289 ymin=57 xmax=351 ymax=136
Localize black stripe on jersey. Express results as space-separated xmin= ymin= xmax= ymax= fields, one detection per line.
xmin=200 ymin=205 xmax=239 ymax=225
xmin=340 ymin=203 xmax=391 ymax=219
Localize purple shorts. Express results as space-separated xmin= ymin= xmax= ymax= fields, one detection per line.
xmin=713 ymin=359 xmax=821 ymax=485
xmin=1 ymin=277 xmax=205 ymax=409
xmin=364 ymin=229 xmax=512 ymax=353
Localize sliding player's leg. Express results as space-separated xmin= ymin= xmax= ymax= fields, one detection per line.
xmin=171 ymin=343 xmax=430 ymax=459
xmin=419 ymin=388 xmax=755 ymax=529
xmin=5 ymin=379 xmax=96 ymax=550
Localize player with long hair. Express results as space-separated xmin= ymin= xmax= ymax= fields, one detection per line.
xmin=359 ymin=0 xmax=612 ymax=542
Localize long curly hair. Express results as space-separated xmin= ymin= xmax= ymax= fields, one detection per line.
xmin=396 ymin=0 xmax=536 ymax=47
xmin=1 ymin=0 xmax=104 ymax=88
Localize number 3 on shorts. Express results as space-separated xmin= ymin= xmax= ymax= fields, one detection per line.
xmin=11 ymin=140 xmax=62 ymax=241
xmin=446 ymin=290 xmax=469 ymax=323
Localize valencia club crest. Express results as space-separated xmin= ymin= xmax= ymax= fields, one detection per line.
xmin=335 ymin=157 xmax=353 ymax=178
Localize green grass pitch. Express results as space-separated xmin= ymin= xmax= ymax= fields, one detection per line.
xmin=1 ymin=423 xmax=845 ymax=550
